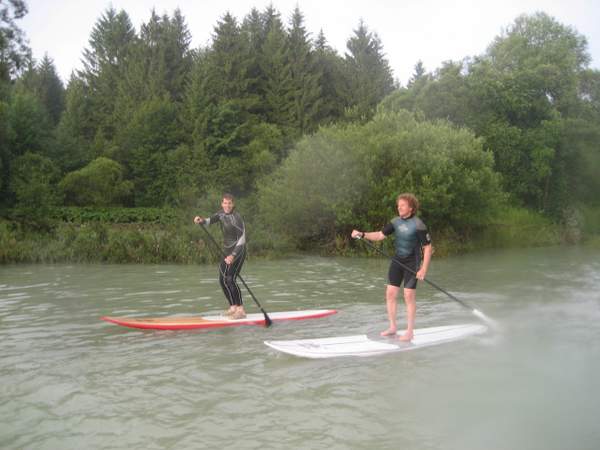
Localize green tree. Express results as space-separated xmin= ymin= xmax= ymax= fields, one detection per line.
xmin=53 ymin=74 xmax=95 ymax=172
xmin=6 ymin=89 xmax=53 ymax=157
xmin=313 ymin=30 xmax=346 ymax=124
xmin=79 ymin=7 xmax=136 ymax=141
xmin=241 ymin=8 xmax=266 ymax=113
xmin=259 ymin=7 xmax=293 ymax=130
xmin=17 ymin=54 xmax=65 ymax=125
xmin=285 ymin=7 xmax=321 ymax=134
xmin=186 ymin=13 xmax=265 ymax=194
xmin=415 ymin=60 xmax=471 ymax=126
xmin=0 ymin=0 xmax=30 ymax=83
xmin=343 ymin=20 xmax=395 ymax=121
xmin=408 ymin=60 xmax=427 ymax=87
xmin=10 ymin=152 xmax=62 ymax=214
xmin=158 ymin=144 xmax=209 ymax=208
xmin=60 ymin=157 xmax=132 ymax=206
xmin=468 ymin=12 xmax=591 ymax=212
xmin=117 ymin=8 xmax=192 ymax=109
xmin=0 ymin=97 xmax=11 ymax=205
xmin=115 ymin=97 xmax=182 ymax=205
xmin=258 ymin=109 xmax=504 ymax=244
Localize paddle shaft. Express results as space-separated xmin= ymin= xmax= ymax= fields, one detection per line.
xmin=356 ymin=236 xmax=476 ymax=312
xmin=199 ymin=223 xmax=272 ymax=327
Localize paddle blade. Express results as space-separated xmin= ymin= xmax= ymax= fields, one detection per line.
xmin=263 ymin=310 xmax=272 ymax=327
xmin=472 ymin=308 xmax=500 ymax=330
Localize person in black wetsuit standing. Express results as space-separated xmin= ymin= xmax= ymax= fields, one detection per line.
xmin=194 ymin=194 xmax=247 ymax=319
xmin=351 ymin=193 xmax=432 ymax=341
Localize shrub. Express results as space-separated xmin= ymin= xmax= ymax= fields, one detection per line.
xmin=60 ymin=157 xmax=133 ymax=206
xmin=257 ymin=109 xmax=505 ymax=245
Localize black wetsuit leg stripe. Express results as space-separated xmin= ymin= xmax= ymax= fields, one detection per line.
xmin=229 ymin=247 xmax=246 ymax=306
xmin=219 ymin=261 xmax=234 ymax=306
xmin=218 ymin=247 xmax=246 ymax=307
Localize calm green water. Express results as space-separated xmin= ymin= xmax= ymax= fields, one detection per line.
xmin=1 ymin=246 xmax=599 ymax=450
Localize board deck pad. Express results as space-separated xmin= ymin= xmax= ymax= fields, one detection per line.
xmin=264 ymin=323 xmax=487 ymax=358
xmin=101 ymin=309 xmax=337 ymax=330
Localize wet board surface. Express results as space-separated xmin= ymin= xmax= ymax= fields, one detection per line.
xmin=102 ymin=309 xmax=337 ymax=330
xmin=264 ymin=323 xmax=487 ymax=358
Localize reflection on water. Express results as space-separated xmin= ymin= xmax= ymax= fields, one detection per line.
xmin=1 ymin=246 xmax=599 ymax=449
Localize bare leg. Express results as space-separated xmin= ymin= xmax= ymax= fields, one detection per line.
xmin=398 ymin=288 xmax=416 ymax=341
xmin=381 ymin=285 xmax=400 ymax=336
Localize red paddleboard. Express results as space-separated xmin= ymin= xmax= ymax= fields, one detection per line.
xmin=101 ymin=309 xmax=337 ymax=330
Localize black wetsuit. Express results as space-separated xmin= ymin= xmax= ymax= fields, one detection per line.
xmin=382 ymin=215 xmax=431 ymax=289
xmin=205 ymin=210 xmax=246 ymax=306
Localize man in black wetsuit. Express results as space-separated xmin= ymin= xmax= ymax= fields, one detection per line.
xmin=351 ymin=193 xmax=432 ymax=341
xmin=194 ymin=194 xmax=247 ymax=319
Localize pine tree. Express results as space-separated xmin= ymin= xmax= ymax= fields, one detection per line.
xmin=129 ymin=8 xmax=192 ymax=102
xmin=54 ymin=73 xmax=95 ymax=172
xmin=313 ymin=29 xmax=346 ymax=124
xmin=408 ymin=60 xmax=428 ymax=87
xmin=185 ymin=13 xmax=260 ymax=193
xmin=344 ymin=20 xmax=395 ymax=120
xmin=259 ymin=7 xmax=293 ymax=129
xmin=19 ymin=55 xmax=65 ymax=125
xmin=241 ymin=7 xmax=266 ymax=106
xmin=79 ymin=7 xmax=136 ymax=141
xmin=285 ymin=7 xmax=321 ymax=134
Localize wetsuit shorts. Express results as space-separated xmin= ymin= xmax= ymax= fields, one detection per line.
xmin=388 ymin=256 xmax=418 ymax=289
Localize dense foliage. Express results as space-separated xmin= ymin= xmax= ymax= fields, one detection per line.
xmin=1 ymin=5 xmax=599 ymax=260
xmin=257 ymin=110 xmax=504 ymax=245
xmin=383 ymin=13 xmax=600 ymax=216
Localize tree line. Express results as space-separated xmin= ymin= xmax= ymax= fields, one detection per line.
xmin=1 ymin=4 xmax=394 ymax=211
xmin=1 ymin=2 xmax=599 ymax=245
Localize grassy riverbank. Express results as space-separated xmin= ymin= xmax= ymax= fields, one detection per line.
xmin=2 ymin=206 xmax=598 ymax=264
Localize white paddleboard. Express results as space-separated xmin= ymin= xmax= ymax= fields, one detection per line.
xmin=264 ymin=323 xmax=487 ymax=358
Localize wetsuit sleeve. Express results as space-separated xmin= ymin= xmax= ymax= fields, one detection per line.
xmin=204 ymin=212 xmax=221 ymax=226
xmin=415 ymin=218 xmax=432 ymax=246
xmin=231 ymin=213 xmax=246 ymax=257
xmin=382 ymin=223 xmax=395 ymax=236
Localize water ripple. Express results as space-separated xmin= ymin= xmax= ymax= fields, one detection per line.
xmin=1 ymin=248 xmax=600 ymax=449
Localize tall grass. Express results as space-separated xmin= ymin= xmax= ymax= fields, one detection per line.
xmin=2 ymin=205 xmax=597 ymax=264
xmin=0 ymin=220 xmax=215 ymax=264
xmin=330 ymin=207 xmax=563 ymax=258
xmin=581 ymin=205 xmax=600 ymax=247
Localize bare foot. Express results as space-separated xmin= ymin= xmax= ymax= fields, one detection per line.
xmin=380 ymin=328 xmax=397 ymax=337
xmin=398 ymin=332 xmax=413 ymax=342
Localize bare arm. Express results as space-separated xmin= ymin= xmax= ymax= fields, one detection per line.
xmin=351 ymin=229 xmax=386 ymax=242
xmin=416 ymin=244 xmax=433 ymax=280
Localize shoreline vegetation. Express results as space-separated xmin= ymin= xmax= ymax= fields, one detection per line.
xmin=2 ymin=6 xmax=599 ymax=263
xmin=1 ymin=205 xmax=598 ymax=265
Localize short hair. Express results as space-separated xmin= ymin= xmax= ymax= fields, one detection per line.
xmin=222 ymin=193 xmax=235 ymax=202
xmin=396 ymin=193 xmax=419 ymax=213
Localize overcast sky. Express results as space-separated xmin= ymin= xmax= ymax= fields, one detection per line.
xmin=20 ymin=0 xmax=600 ymax=86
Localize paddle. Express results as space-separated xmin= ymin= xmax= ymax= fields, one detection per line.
xmin=354 ymin=236 xmax=497 ymax=329
xmin=198 ymin=223 xmax=272 ymax=327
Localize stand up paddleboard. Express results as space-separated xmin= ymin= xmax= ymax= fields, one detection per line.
xmin=264 ymin=323 xmax=487 ymax=358
xmin=101 ymin=309 xmax=337 ymax=330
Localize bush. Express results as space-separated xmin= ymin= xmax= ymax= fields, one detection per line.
xmin=257 ymin=109 xmax=506 ymax=246
xmin=48 ymin=206 xmax=179 ymax=224
xmin=9 ymin=152 xmax=62 ymax=220
xmin=581 ymin=205 xmax=600 ymax=240
xmin=60 ymin=157 xmax=133 ymax=206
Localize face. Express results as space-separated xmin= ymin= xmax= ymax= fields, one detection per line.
xmin=397 ymin=198 xmax=413 ymax=218
xmin=221 ymin=198 xmax=234 ymax=214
